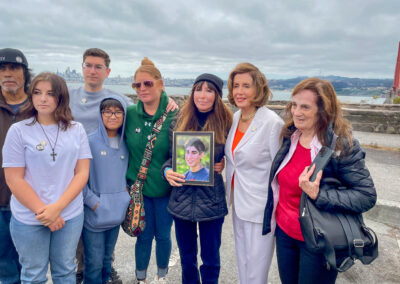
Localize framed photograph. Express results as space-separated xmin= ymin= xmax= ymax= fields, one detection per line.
xmin=172 ymin=131 xmax=214 ymax=186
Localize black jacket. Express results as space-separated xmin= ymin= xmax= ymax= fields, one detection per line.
xmin=262 ymin=125 xmax=377 ymax=235
xmin=0 ymin=92 xmax=28 ymax=207
xmin=162 ymin=119 xmax=228 ymax=222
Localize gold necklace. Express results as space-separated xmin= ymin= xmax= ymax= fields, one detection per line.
xmin=240 ymin=109 xmax=257 ymax=122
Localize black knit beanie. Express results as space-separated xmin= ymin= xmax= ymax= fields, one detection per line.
xmin=193 ymin=73 xmax=223 ymax=96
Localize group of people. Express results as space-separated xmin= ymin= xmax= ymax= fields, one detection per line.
xmin=0 ymin=47 xmax=376 ymax=284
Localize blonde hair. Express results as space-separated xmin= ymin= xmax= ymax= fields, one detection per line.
xmin=227 ymin=62 xmax=271 ymax=108
xmin=134 ymin=57 xmax=162 ymax=80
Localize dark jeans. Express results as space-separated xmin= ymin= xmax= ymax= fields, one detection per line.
xmin=135 ymin=195 xmax=173 ymax=280
xmin=276 ymin=225 xmax=338 ymax=284
xmin=82 ymin=225 xmax=120 ymax=284
xmin=0 ymin=209 xmax=21 ymax=284
xmin=174 ymin=217 xmax=224 ymax=284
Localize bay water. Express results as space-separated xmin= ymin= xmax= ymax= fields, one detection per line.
xmin=67 ymin=82 xmax=385 ymax=104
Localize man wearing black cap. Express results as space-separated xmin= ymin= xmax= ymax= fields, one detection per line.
xmin=0 ymin=48 xmax=32 ymax=284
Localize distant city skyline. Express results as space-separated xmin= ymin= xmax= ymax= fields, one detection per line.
xmin=6 ymin=1 xmax=399 ymax=80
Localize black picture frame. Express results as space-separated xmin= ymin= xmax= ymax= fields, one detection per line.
xmin=172 ymin=131 xmax=214 ymax=186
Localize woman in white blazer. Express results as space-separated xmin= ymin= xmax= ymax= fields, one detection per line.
xmin=225 ymin=63 xmax=283 ymax=284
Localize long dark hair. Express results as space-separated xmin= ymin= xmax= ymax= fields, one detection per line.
xmin=176 ymin=81 xmax=233 ymax=144
xmin=24 ymin=72 xmax=74 ymax=130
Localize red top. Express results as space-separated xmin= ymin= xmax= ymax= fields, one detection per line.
xmin=276 ymin=141 xmax=311 ymax=241
xmin=231 ymin=127 xmax=245 ymax=190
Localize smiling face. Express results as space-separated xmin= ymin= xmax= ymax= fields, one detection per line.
xmin=185 ymin=145 xmax=204 ymax=170
xmin=291 ymin=89 xmax=319 ymax=135
xmin=101 ymin=105 xmax=124 ymax=137
xmin=134 ymin=72 xmax=163 ymax=105
xmin=232 ymin=72 xmax=256 ymax=112
xmin=32 ymin=80 xmax=58 ymax=119
xmin=0 ymin=63 xmax=25 ymax=95
xmin=82 ymin=56 xmax=110 ymax=92
xmin=193 ymin=82 xmax=216 ymax=112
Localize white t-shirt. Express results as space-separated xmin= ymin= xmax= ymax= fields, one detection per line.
xmin=2 ymin=118 xmax=92 ymax=225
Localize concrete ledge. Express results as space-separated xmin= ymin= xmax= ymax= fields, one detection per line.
xmin=364 ymin=199 xmax=400 ymax=228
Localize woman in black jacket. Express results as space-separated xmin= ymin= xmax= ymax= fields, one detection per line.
xmin=162 ymin=73 xmax=232 ymax=284
xmin=262 ymin=78 xmax=376 ymax=284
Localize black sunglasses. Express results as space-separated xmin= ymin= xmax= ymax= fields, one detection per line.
xmin=132 ymin=80 xmax=154 ymax=90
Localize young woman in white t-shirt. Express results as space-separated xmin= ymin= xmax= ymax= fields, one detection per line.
xmin=2 ymin=72 xmax=92 ymax=284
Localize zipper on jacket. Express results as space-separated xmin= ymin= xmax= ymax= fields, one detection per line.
xmin=191 ymin=187 xmax=196 ymax=222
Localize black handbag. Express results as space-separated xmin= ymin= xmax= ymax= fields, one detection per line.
xmin=298 ymin=144 xmax=378 ymax=272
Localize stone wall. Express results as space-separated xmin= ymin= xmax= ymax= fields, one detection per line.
xmin=126 ymin=94 xmax=400 ymax=134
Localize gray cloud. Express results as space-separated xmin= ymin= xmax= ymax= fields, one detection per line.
xmin=3 ymin=0 xmax=400 ymax=79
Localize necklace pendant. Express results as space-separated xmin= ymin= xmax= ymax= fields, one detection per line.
xmin=36 ymin=144 xmax=44 ymax=151
xmin=38 ymin=122 xmax=60 ymax=162
xmin=81 ymin=98 xmax=87 ymax=104
xmin=50 ymin=150 xmax=57 ymax=161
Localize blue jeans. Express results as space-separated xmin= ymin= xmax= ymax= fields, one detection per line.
xmin=0 ymin=209 xmax=21 ymax=284
xmin=135 ymin=195 xmax=173 ymax=280
xmin=275 ymin=225 xmax=338 ymax=284
xmin=82 ymin=225 xmax=120 ymax=284
xmin=174 ymin=217 xmax=224 ymax=284
xmin=10 ymin=213 xmax=83 ymax=284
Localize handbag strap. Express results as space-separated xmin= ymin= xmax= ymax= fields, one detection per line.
xmin=129 ymin=111 xmax=169 ymax=198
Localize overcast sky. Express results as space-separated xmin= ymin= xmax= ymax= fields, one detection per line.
xmin=3 ymin=0 xmax=400 ymax=79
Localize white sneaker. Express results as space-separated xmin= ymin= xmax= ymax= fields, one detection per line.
xmin=134 ymin=278 xmax=146 ymax=284
xmin=150 ymin=276 xmax=168 ymax=284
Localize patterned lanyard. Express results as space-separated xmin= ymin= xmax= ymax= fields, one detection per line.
xmin=129 ymin=111 xmax=168 ymax=198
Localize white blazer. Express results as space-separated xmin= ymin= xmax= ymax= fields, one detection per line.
xmin=225 ymin=106 xmax=284 ymax=223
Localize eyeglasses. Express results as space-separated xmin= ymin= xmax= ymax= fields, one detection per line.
xmin=132 ymin=80 xmax=154 ymax=90
xmin=82 ymin=62 xmax=107 ymax=71
xmin=101 ymin=110 xmax=124 ymax=118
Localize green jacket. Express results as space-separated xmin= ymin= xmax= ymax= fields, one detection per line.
xmin=125 ymin=91 xmax=177 ymax=197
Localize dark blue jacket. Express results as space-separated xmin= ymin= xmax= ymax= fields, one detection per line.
xmin=262 ymin=125 xmax=377 ymax=235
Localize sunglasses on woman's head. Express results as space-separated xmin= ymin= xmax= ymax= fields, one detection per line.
xmin=132 ymin=80 xmax=154 ymax=89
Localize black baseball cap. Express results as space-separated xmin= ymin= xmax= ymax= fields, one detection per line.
xmin=0 ymin=48 xmax=28 ymax=68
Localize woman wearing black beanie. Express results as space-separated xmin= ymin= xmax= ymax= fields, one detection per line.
xmin=162 ymin=73 xmax=233 ymax=284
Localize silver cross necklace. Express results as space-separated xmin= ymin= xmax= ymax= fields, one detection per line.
xmin=38 ymin=123 xmax=60 ymax=162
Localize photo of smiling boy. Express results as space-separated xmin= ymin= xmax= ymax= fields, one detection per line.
xmin=184 ymin=138 xmax=209 ymax=182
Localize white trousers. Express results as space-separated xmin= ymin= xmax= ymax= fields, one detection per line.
xmin=232 ymin=207 xmax=275 ymax=284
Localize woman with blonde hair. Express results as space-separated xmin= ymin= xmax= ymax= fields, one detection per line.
xmin=163 ymin=73 xmax=232 ymax=283
xmin=225 ymin=63 xmax=283 ymax=283
xmin=125 ymin=58 xmax=178 ymax=283
xmin=262 ymin=78 xmax=376 ymax=283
